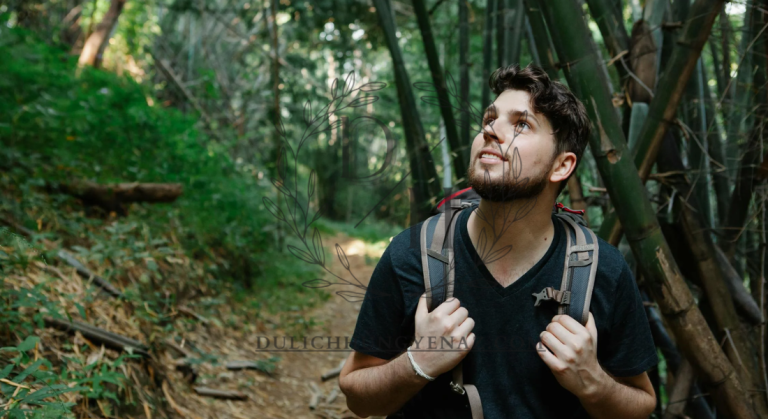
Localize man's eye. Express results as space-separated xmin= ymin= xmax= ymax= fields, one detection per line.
xmin=517 ymin=121 xmax=530 ymax=131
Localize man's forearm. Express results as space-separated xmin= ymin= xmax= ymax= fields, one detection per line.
xmin=340 ymin=351 xmax=430 ymax=417
xmin=578 ymin=371 xmax=655 ymax=419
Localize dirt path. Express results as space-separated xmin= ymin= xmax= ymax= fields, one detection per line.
xmin=167 ymin=233 xmax=385 ymax=419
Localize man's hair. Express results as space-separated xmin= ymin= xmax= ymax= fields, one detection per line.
xmin=488 ymin=63 xmax=591 ymax=195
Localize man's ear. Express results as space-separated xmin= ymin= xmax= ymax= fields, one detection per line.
xmin=549 ymin=152 xmax=577 ymax=184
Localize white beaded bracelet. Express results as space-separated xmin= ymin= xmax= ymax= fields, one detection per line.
xmin=407 ymin=346 xmax=436 ymax=381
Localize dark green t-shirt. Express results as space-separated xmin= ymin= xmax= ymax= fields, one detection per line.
xmin=349 ymin=206 xmax=658 ymax=419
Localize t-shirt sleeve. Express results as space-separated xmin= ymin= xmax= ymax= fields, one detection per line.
xmin=349 ymin=245 xmax=410 ymax=361
xmin=599 ymin=262 xmax=659 ymax=377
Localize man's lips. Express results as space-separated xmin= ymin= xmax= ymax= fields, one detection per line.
xmin=477 ymin=148 xmax=507 ymax=164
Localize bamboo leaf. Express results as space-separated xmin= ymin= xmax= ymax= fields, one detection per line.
xmin=303 ymin=100 xmax=313 ymax=125
xmin=477 ymin=228 xmax=488 ymax=257
xmin=485 ymin=245 xmax=514 ymax=264
xmin=263 ymin=197 xmax=285 ymax=221
xmin=17 ymin=336 xmax=39 ymax=352
xmin=302 ymin=278 xmax=333 ymax=288
xmin=336 ymin=291 xmax=366 ymax=302
xmin=330 ymin=78 xmax=339 ymax=98
xmin=288 ymin=245 xmax=316 ymax=264
xmin=308 ymin=170 xmax=316 ymax=199
xmin=413 ymin=81 xmax=438 ymax=92
xmin=512 ymin=148 xmax=522 ymax=179
xmin=336 ymin=244 xmax=350 ymax=269
xmin=359 ymin=82 xmax=387 ymax=92
xmin=347 ymin=96 xmax=378 ymax=108
xmin=312 ymin=227 xmax=325 ymax=265
xmin=514 ymin=193 xmax=536 ymax=221
xmin=343 ymin=71 xmax=356 ymax=96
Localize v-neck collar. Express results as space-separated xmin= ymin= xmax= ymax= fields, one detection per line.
xmin=457 ymin=204 xmax=563 ymax=299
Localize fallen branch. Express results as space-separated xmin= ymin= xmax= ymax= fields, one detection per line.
xmin=0 ymin=216 xmax=124 ymax=299
xmin=164 ymin=338 xmax=194 ymax=358
xmin=321 ymin=359 xmax=346 ymax=382
xmin=44 ymin=317 xmax=149 ymax=357
xmin=55 ymin=180 xmax=183 ymax=214
xmin=308 ymin=382 xmax=323 ymax=410
xmin=326 ymin=387 xmax=339 ymax=404
xmin=177 ymin=306 xmax=210 ymax=324
xmin=163 ymin=380 xmax=202 ymax=419
xmin=193 ymin=387 xmax=247 ymax=400
xmin=57 ymin=250 xmax=124 ymax=298
xmin=226 ymin=360 xmax=273 ymax=375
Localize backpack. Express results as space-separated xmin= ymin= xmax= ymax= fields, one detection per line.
xmin=420 ymin=189 xmax=600 ymax=419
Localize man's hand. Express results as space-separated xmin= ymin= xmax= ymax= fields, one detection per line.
xmin=537 ymin=312 xmax=607 ymax=400
xmin=410 ymin=293 xmax=476 ymax=378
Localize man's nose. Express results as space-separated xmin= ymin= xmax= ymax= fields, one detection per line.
xmin=483 ymin=122 xmax=502 ymax=144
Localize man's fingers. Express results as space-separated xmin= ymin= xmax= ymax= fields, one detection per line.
xmin=537 ymin=341 xmax=567 ymax=372
xmin=540 ymin=330 xmax=574 ymax=362
xmin=585 ymin=312 xmax=598 ymax=346
xmin=416 ymin=293 xmax=428 ymax=318
xmin=545 ymin=321 xmax=573 ymax=345
xmin=453 ymin=316 xmax=475 ymax=338
xmin=434 ymin=296 xmax=461 ymax=316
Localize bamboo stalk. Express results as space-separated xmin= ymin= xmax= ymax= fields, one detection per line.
xmin=596 ymin=0 xmax=725 ymax=244
xmin=373 ymin=0 xmax=441 ymax=219
xmin=522 ymin=0 xmax=558 ymax=80
xmin=412 ymin=0 xmax=469 ymax=180
xmin=538 ymin=0 xmax=756 ymax=416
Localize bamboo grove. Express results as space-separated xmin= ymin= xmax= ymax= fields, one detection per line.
xmin=5 ymin=0 xmax=768 ymax=417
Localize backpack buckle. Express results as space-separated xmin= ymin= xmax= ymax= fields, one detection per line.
xmin=450 ymin=380 xmax=466 ymax=395
xmin=532 ymin=287 xmax=571 ymax=307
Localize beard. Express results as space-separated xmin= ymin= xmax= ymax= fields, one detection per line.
xmin=467 ymin=158 xmax=551 ymax=202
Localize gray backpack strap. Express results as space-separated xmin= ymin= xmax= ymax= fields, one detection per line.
xmin=420 ymin=200 xmax=466 ymax=311
xmin=532 ymin=212 xmax=600 ymax=325
xmin=420 ymin=201 xmax=484 ymax=419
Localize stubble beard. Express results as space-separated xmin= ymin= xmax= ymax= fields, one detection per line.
xmin=467 ymin=158 xmax=552 ymax=203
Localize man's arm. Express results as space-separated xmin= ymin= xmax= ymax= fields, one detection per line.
xmin=577 ymin=371 xmax=655 ymax=419
xmin=538 ymin=313 xmax=655 ymax=418
xmin=340 ymin=295 xmax=476 ymax=417
xmin=338 ymin=350 xmax=430 ymax=418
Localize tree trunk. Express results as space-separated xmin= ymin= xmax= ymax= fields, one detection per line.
xmin=503 ymin=0 xmax=524 ymax=65
xmin=412 ymin=0 xmax=469 ymax=185
xmin=684 ymin=59 xmax=715 ymax=228
xmin=496 ymin=0 xmax=506 ymax=67
xmin=373 ymin=0 xmax=441 ymax=220
xmin=721 ymin=0 xmax=768 ymax=258
xmin=701 ymin=62 xmax=731 ymax=226
xmin=78 ymin=0 xmax=126 ymax=68
xmin=523 ymin=0 xmax=558 ymax=80
xmin=725 ymin=0 xmax=754 ymax=182
xmin=459 ymin=0 xmax=471 ymax=150
xmin=538 ymin=1 xmax=756 ymax=417
xmin=482 ymin=0 xmax=495 ymax=109
xmin=657 ymin=131 xmax=768 ymax=417
xmin=269 ymin=0 xmax=283 ymax=250
xmin=597 ymin=0 xmax=725 ymax=245
xmin=584 ymin=0 xmax=630 ymax=80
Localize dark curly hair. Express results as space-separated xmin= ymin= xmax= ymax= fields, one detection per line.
xmin=488 ymin=64 xmax=591 ymax=193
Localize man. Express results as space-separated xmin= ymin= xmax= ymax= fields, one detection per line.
xmin=338 ymin=64 xmax=658 ymax=418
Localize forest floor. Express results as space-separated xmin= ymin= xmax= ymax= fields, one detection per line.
xmin=164 ymin=232 xmax=384 ymax=419
xmin=6 ymin=227 xmax=386 ymax=419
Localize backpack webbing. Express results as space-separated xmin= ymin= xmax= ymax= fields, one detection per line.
xmin=419 ymin=200 xmax=599 ymax=419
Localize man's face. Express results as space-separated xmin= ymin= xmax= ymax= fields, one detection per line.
xmin=467 ymin=89 xmax=559 ymax=202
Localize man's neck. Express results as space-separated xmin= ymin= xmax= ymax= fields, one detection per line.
xmin=467 ymin=196 xmax=556 ymax=270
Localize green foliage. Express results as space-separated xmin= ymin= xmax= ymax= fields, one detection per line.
xmin=0 ymin=337 xmax=83 ymax=418
xmin=0 ymin=26 xmax=317 ymax=292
